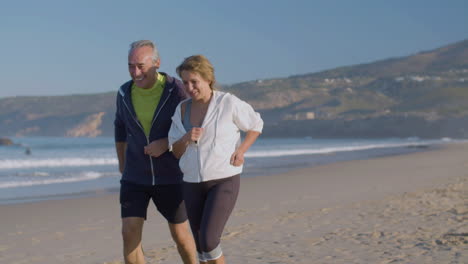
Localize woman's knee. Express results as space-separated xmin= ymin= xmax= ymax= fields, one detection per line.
xmin=200 ymin=239 xmax=223 ymax=261
xmin=199 ymin=233 xmax=221 ymax=253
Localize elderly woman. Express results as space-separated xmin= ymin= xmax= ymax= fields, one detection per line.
xmin=168 ymin=55 xmax=263 ymax=264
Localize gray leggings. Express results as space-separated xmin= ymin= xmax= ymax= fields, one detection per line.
xmin=183 ymin=175 xmax=240 ymax=261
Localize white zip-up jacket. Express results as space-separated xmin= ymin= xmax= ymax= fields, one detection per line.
xmin=168 ymin=91 xmax=263 ymax=183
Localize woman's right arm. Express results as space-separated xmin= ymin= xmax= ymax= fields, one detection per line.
xmin=169 ymin=101 xmax=204 ymax=159
xmin=169 ymin=102 xmax=187 ymax=159
xmin=171 ymin=127 xmax=204 ymax=159
xmin=171 ymin=133 xmax=191 ymax=159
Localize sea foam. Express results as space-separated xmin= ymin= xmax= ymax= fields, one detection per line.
xmin=0 ymin=158 xmax=118 ymax=169
xmin=245 ymin=142 xmax=428 ymax=158
xmin=0 ymin=171 xmax=103 ymax=188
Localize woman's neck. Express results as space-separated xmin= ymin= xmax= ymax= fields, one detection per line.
xmin=193 ymin=91 xmax=213 ymax=105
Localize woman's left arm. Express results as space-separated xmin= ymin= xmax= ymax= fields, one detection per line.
xmin=230 ymin=130 xmax=261 ymax=166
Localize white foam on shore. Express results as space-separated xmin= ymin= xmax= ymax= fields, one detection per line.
xmin=0 ymin=171 xmax=103 ymax=188
xmin=0 ymin=139 xmax=460 ymax=169
xmin=0 ymin=158 xmax=118 ymax=169
xmin=245 ymin=142 xmax=431 ymax=158
xmin=15 ymin=171 xmax=50 ymax=177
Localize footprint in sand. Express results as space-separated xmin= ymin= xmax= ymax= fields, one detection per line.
xmin=31 ymin=237 xmax=40 ymax=245
xmin=79 ymin=226 xmax=104 ymax=232
xmin=8 ymin=231 xmax=23 ymax=236
xmin=233 ymin=209 xmax=248 ymax=216
xmin=54 ymin=232 xmax=65 ymax=239
xmin=223 ymin=223 xmax=256 ymax=239
xmin=320 ymin=207 xmax=332 ymax=214
xmin=223 ymin=230 xmax=242 ymax=239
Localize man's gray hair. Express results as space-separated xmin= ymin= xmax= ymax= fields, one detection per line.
xmin=129 ymin=40 xmax=160 ymax=62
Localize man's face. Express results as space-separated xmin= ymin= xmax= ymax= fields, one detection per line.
xmin=128 ymin=46 xmax=160 ymax=89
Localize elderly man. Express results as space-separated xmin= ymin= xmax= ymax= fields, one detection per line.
xmin=114 ymin=40 xmax=197 ymax=264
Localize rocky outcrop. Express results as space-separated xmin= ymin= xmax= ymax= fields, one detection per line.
xmin=66 ymin=112 xmax=106 ymax=137
xmin=0 ymin=137 xmax=13 ymax=145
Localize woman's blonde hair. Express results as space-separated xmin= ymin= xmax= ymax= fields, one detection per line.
xmin=176 ymin=55 xmax=216 ymax=90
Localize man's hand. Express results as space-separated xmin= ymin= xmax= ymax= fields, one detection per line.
xmin=144 ymin=138 xmax=169 ymax=157
xmin=119 ymin=162 xmax=125 ymax=174
xmin=115 ymin=142 xmax=127 ymax=174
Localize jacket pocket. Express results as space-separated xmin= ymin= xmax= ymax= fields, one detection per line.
xmin=179 ymin=145 xmax=199 ymax=180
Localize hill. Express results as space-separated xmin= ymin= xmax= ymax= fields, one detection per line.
xmin=1 ymin=39 xmax=468 ymax=138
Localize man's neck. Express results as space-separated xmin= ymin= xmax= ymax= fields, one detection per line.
xmin=139 ymin=72 xmax=159 ymax=89
xmin=145 ymin=72 xmax=159 ymax=89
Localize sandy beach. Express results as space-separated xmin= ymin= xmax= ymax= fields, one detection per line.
xmin=1 ymin=143 xmax=467 ymax=264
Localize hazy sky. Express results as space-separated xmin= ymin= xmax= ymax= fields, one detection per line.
xmin=1 ymin=0 xmax=467 ymax=98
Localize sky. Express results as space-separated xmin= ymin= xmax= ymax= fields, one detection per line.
xmin=0 ymin=0 xmax=467 ymax=98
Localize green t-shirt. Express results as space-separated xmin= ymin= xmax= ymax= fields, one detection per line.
xmin=131 ymin=73 xmax=166 ymax=136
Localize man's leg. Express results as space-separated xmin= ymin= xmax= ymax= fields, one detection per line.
xmin=169 ymin=220 xmax=198 ymax=264
xmin=120 ymin=181 xmax=151 ymax=264
xmin=122 ymin=217 xmax=145 ymax=264
xmin=153 ymin=183 xmax=198 ymax=263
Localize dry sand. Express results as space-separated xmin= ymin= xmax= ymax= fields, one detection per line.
xmin=1 ymin=143 xmax=467 ymax=264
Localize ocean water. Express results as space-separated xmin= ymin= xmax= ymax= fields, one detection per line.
xmin=0 ymin=137 xmax=459 ymax=204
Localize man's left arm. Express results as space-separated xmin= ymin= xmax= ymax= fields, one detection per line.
xmin=144 ymin=138 xmax=168 ymax=157
xmin=144 ymin=79 xmax=187 ymax=157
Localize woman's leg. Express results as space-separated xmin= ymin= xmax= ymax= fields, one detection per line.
xmin=199 ymin=175 xmax=240 ymax=263
xmin=183 ymin=182 xmax=208 ymax=263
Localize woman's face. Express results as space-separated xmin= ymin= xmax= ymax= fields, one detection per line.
xmin=180 ymin=70 xmax=212 ymax=102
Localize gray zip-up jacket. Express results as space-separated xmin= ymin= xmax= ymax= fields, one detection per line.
xmin=114 ymin=73 xmax=186 ymax=185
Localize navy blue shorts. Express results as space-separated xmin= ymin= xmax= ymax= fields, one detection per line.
xmin=120 ymin=180 xmax=188 ymax=224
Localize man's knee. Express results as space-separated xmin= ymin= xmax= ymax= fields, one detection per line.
xmin=169 ymin=221 xmax=191 ymax=242
xmin=122 ymin=217 xmax=144 ymax=243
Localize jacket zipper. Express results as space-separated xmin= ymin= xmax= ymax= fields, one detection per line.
xmin=122 ymin=99 xmax=146 ymax=136
xmin=194 ymin=94 xmax=216 ymax=183
xmin=196 ymin=143 xmax=202 ymax=183
xmin=122 ymin=89 xmax=172 ymax=185
xmin=148 ymin=91 xmax=172 ymax=185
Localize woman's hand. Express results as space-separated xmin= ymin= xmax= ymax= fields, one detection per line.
xmin=229 ymin=130 xmax=260 ymax=167
xmin=186 ymin=127 xmax=204 ymax=143
xmin=144 ymin=138 xmax=168 ymax=157
xmin=230 ymin=149 xmax=245 ymax=166
xmin=172 ymin=127 xmax=204 ymax=159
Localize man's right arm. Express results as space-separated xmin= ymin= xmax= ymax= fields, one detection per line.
xmin=114 ymin=91 xmax=128 ymax=174
xmin=115 ymin=142 xmax=127 ymax=174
